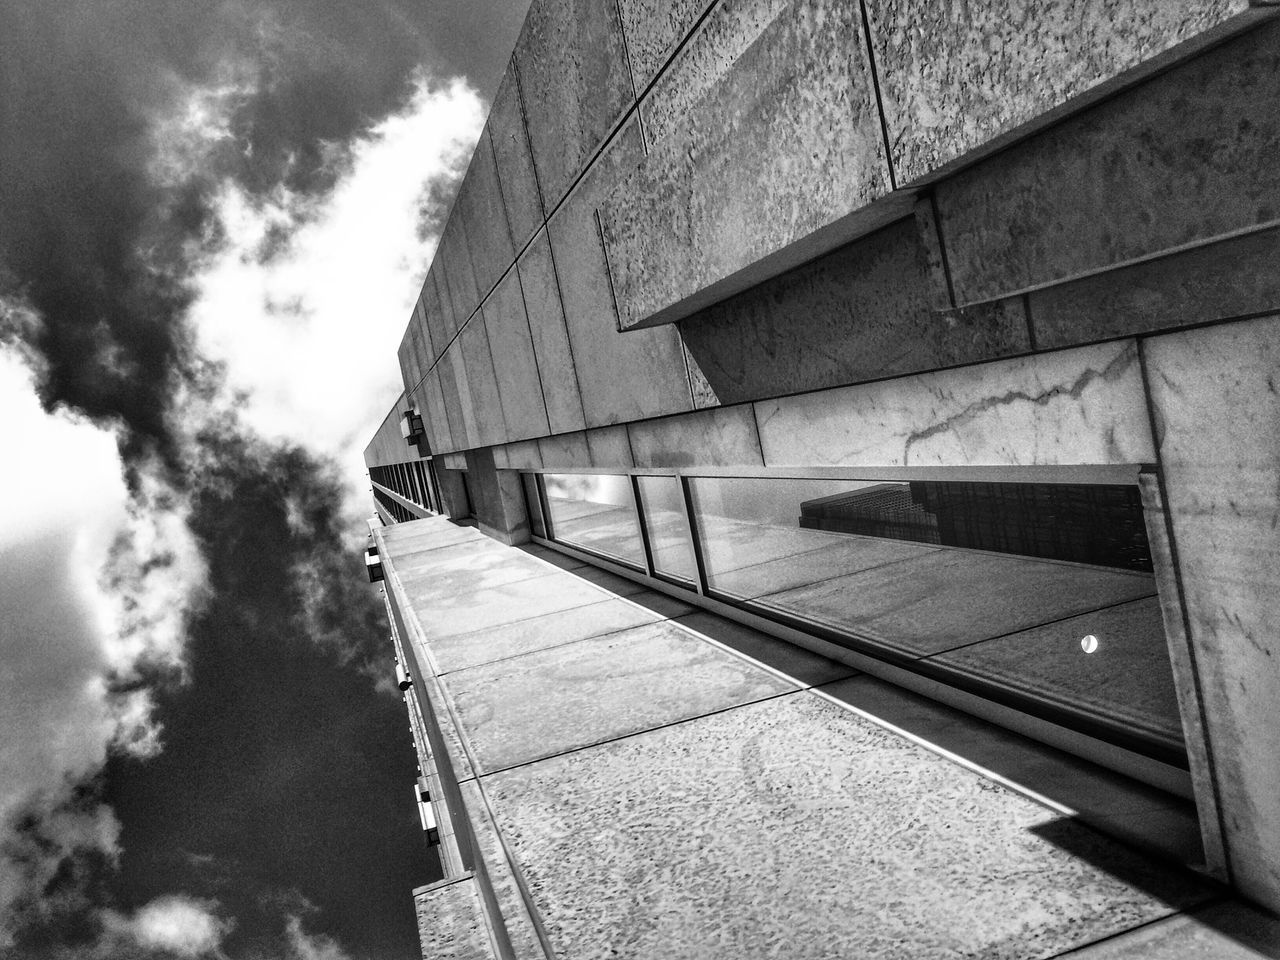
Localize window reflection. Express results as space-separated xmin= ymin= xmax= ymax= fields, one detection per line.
xmin=542 ymin=474 xmax=645 ymax=568
xmin=636 ymin=476 xmax=697 ymax=583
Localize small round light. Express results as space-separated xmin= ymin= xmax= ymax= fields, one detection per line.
xmin=1081 ymin=634 xmax=1099 ymax=654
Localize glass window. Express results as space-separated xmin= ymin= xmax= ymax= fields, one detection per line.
xmin=522 ymin=472 xmax=546 ymax=539
xmin=687 ymin=476 xmax=1180 ymax=755
xmin=542 ymin=473 xmax=645 ymax=569
xmin=636 ymin=476 xmax=697 ymax=584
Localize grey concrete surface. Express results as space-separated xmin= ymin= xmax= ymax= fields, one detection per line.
xmin=1057 ymin=900 xmax=1280 ymax=958
xmin=412 ymin=875 xmax=495 ymax=960
xmin=614 ymin=0 xmax=710 ymax=92
xmin=487 ymin=63 xmax=545 ymax=251
xmin=626 ymin=404 xmax=763 ymax=468
xmin=483 ymin=271 xmax=551 ymax=442
xmin=453 ymin=131 xmax=516 ymax=300
xmin=536 ymin=431 xmax=591 ymax=469
xmin=584 ymin=425 xmax=632 ymax=468
xmin=459 ymin=319 xmax=507 ymax=448
xmin=516 ymin=229 xmax=588 ymax=435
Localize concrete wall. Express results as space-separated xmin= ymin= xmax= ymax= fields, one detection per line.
xmin=372 ymin=0 xmax=1280 ymax=915
xmin=363 ymin=393 xmax=415 ymax=469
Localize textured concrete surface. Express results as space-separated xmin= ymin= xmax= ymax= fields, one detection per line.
xmin=536 ymin=431 xmax=591 ymax=469
xmin=428 ymin=597 xmax=665 ymax=674
xmin=1145 ymin=314 xmax=1280 ymax=912
xmin=615 ymin=0 xmax=710 ymax=91
xmin=516 ymin=230 xmax=587 ymax=435
xmin=1031 ymin=227 xmax=1280 ymax=349
xmin=457 ymin=780 xmax=548 ymax=960
xmin=513 ymin=0 xmax=635 ymax=209
xmin=935 ymin=597 xmax=1182 ymax=743
xmin=423 ymin=570 xmax=616 ymax=639
xmin=754 ymin=339 xmax=1155 ymax=467
xmin=459 ymin=319 xmax=507 ymax=448
xmin=674 ymin=611 xmax=857 ymax=687
xmin=584 ymin=425 xmax=632 ymax=467
xmin=1058 ymin=900 xmax=1280 ymax=958
xmin=438 ymin=344 xmax=473 ymax=452
xmin=483 ymin=270 xmax=551 ymax=442
xmin=420 ymin=367 xmax=454 ymax=454
xmin=445 ymin=619 xmax=795 ymax=772
xmin=627 ymin=404 xmax=763 ymax=468
xmin=394 ymin=539 xmax=549 ymax=602
xmin=484 ymin=693 xmax=1209 ymax=959
xmin=754 ymin=548 xmax=1155 ymax=656
xmin=867 ymin=0 xmax=1254 ymax=185
xmin=454 ymin=132 xmax=516 ymax=299
xmin=603 ymin=0 xmax=891 ymax=329
xmin=487 ymin=64 xmax=545 ymax=250
xmin=678 ymin=218 xmax=1030 ymax=404
xmin=934 ymin=20 xmax=1280 ymax=305
xmin=439 ymin=213 xmax=482 ymax=332
xmin=546 ymin=117 xmax=693 ymax=426
xmin=413 ymin=875 xmax=495 ymax=960
xmin=426 ymin=263 xmax=458 ymax=348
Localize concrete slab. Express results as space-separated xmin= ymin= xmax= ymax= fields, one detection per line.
xmin=483 ymin=692 xmax=1209 ymax=958
xmin=536 ymin=431 xmax=590 ymax=469
xmin=459 ymin=319 xmax=507 ymax=448
xmin=1058 ymin=900 xmax=1280 ymax=959
xmin=545 ymin=117 xmax=693 ymax=427
xmin=678 ymin=219 xmax=1029 ymax=405
xmin=513 ymin=0 xmax=635 ymax=209
xmin=602 ymin=0 xmax=891 ymax=329
xmin=420 ymin=367 xmax=455 ymax=454
xmin=755 ymin=549 xmax=1156 ymax=657
xmin=412 ymin=875 xmax=495 ymax=960
xmin=614 ymin=0 xmax=710 ymax=91
xmin=933 ymin=20 xmax=1280 ymax=306
xmin=674 ymin=610 xmax=857 ymax=688
xmin=486 ymin=64 xmax=545 ymax=250
xmin=426 ymin=263 xmax=458 ymax=347
xmin=935 ymin=597 xmax=1183 ymax=743
xmin=516 ymin=229 xmax=586 ymax=434
xmin=866 ymin=0 xmax=1253 ymax=186
xmin=627 ymin=404 xmax=763 ymax=468
xmin=483 ymin=271 xmax=551 ymax=442
xmin=423 ymin=571 xmax=617 ymax=639
xmin=454 ymin=132 xmax=516 ymax=300
xmin=754 ymin=339 xmax=1155 ymax=468
xmin=1030 ymin=227 xmax=1280 ymax=350
xmin=440 ymin=343 xmax=477 ymax=451
xmin=444 ymin=619 xmax=796 ymax=772
xmin=1145 ymin=314 xmax=1280 ymax=912
xmin=584 ymin=425 xmax=631 ymax=468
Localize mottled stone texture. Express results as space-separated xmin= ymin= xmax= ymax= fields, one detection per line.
xmin=867 ymin=0 xmax=1254 ymax=185
xmin=485 ymin=694 xmax=1207 ymax=959
xmin=517 ymin=230 xmax=587 ymax=434
xmin=413 ymin=875 xmax=495 ymax=960
xmin=419 ymin=368 xmax=454 ymax=455
xmin=1060 ymin=900 xmax=1280 ymax=959
xmin=1144 ymin=315 xmax=1280 ymax=913
xmin=614 ymin=0 xmax=710 ymax=91
xmin=459 ymin=321 xmax=507 ymax=448
xmin=1031 ymin=227 xmax=1280 ymax=349
xmin=627 ymin=405 xmax=763 ymax=468
xmin=537 ymin=430 xmax=591 ymax=468
xmin=424 ymin=263 xmax=456 ymax=355
xmin=440 ymin=345 xmax=476 ymax=451
xmin=602 ymin=0 xmax=892 ymax=329
xmin=546 ymin=117 xmax=693 ymax=426
xmin=584 ymin=425 xmax=632 ymax=467
xmin=487 ymin=63 xmax=544 ymax=249
xmin=438 ymin=213 xmax=482 ymax=332
xmin=483 ymin=271 xmax=550 ymax=441
xmin=514 ymin=0 xmax=635 ymax=210
xmin=934 ymin=20 xmax=1280 ymax=305
xmin=679 ymin=218 xmax=1029 ymax=404
xmin=754 ymin=339 xmax=1154 ymax=467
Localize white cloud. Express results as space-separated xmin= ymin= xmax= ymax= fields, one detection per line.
xmin=284 ymin=915 xmax=354 ymax=960
xmin=186 ymin=71 xmax=485 ymax=515
xmin=0 ymin=329 xmax=206 ymax=946
xmin=104 ymin=894 xmax=231 ymax=957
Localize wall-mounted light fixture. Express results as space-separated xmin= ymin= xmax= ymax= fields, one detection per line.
xmin=395 ymin=661 xmax=412 ymax=690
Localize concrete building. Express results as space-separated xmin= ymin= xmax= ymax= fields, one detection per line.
xmin=364 ymin=1 xmax=1280 ymax=956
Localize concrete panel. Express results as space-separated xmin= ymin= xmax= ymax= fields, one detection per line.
xmin=486 ymin=64 xmax=544 ymax=250
xmin=627 ymin=405 xmax=763 ymax=468
xmin=425 ymin=262 xmax=458 ymax=351
xmin=422 ymin=570 xmax=620 ymax=639
xmin=412 ymin=875 xmax=495 ymax=960
xmin=1058 ymin=900 xmax=1280 ymax=959
xmin=455 ymin=132 xmax=516 ymax=299
xmin=585 ymin=425 xmax=632 ymax=468
xmin=1031 ymin=227 xmax=1280 ymax=350
xmin=513 ymin=0 xmax=635 ymax=210
xmin=420 ymin=368 xmax=454 ymax=455
xmin=1144 ymin=314 xmax=1280 ymax=912
xmin=440 ymin=213 xmax=482 ymax=331
xmin=679 ymin=218 xmax=1030 ymax=405
xmin=516 ymin=229 xmax=587 ymax=434
xmin=867 ymin=0 xmax=1255 ymax=186
xmin=444 ymin=620 xmax=795 ymax=772
xmin=485 ymin=693 xmax=1208 ymax=959
xmin=547 ymin=117 xmax=693 ymax=427
xmin=459 ymin=320 xmax=508 ymax=448
xmin=437 ymin=345 xmax=473 ymax=452
xmin=483 ymin=271 xmax=550 ymax=442
xmin=602 ymin=0 xmax=892 ymax=329
xmin=673 ymin=611 xmax=857 ymax=687
xmin=537 ymin=431 xmax=591 ymax=469
xmin=615 ymin=0 xmax=712 ymax=92
xmin=934 ymin=20 xmax=1280 ymax=305
xmin=498 ymin=439 xmax=542 ymax=471
xmin=755 ymin=339 xmax=1155 ymax=467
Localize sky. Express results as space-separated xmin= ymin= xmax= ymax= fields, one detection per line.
xmin=0 ymin=0 xmax=529 ymax=957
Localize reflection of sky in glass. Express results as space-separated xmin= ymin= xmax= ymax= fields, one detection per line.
xmin=543 ymin=473 xmax=644 ymax=567
xmin=637 ymin=476 xmax=696 ymax=582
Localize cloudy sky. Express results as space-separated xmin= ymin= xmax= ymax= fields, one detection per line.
xmin=0 ymin=1 xmax=528 ymax=956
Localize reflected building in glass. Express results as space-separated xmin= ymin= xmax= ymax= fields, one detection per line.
xmin=362 ymin=3 xmax=1280 ymax=957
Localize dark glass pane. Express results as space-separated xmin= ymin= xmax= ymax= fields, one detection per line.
xmin=523 ymin=473 xmax=546 ymax=539
xmin=687 ymin=476 xmax=1180 ymax=752
xmin=636 ymin=476 xmax=697 ymax=583
xmin=543 ymin=474 xmax=644 ymax=568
